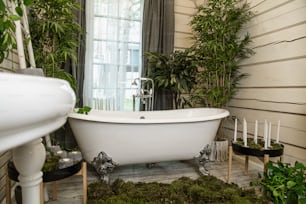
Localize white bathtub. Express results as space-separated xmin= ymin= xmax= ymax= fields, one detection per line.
xmin=68 ymin=108 xmax=229 ymax=168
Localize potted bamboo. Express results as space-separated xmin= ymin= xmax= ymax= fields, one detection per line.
xmin=28 ymin=0 xmax=82 ymax=149
xmin=189 ymin=0 xmax=254 ymax=160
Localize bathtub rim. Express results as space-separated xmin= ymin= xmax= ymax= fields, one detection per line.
xmin=68 ymin=108 xmax=229 ymax=124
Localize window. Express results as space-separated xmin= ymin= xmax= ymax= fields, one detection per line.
xmin=84 ymin=0 xmax=143 ymax=111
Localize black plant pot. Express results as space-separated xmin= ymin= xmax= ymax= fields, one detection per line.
xmin=7 ymin=160 xmax=82 ymax=183
xmin=232 ymin=142 xmax=284 ymax=157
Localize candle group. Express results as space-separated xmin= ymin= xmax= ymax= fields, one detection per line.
xmin=233 ymin=118 xmax=281 ymax=148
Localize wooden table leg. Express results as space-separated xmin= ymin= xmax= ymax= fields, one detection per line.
xmin=244 ymin=155 xmax=249 ymax=174
xmin=6 ymin=174 xmax=11 ymax=204
xmin=264 ymin=154 xmax=269 ymax=172
xmin=82 ymin=162 xmax=87 ymax=204
xmin=227 ymin=146 xmax=233 ymax=183
xmin=40 ymin=182 xmax=44 ymax=204
xmin=52 ymin=181 xmax=57 ymax=200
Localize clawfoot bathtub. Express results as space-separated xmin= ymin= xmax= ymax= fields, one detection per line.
xmin=68 ymin=108 xmax=229 ymax=180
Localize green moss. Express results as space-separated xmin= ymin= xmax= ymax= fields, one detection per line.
xmin=236 ymin=138 xmax=283 ymax=151
xmin=88 ymin=176 xmax=269 ymax=204
xmin=42 ymin=155 xmax=60 ymax=172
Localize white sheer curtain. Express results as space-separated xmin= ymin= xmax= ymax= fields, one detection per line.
xmin=84 ymin=0 xmax=143 ymax=111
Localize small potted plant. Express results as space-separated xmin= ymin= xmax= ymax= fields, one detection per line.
xmin=252 ymin=161 xmax=306 ymax=204
xmin=145 ymin=50 xmax=198 ymax=109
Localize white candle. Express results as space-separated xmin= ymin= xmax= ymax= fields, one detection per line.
xmin=276 ymin=120 xmax=280 ymax=143
xmin=264 ymin=120 xmax=268 ymax=149
xmin=59 ymin=158 xmax=73 ymax=169
xmin=56 ymin=150 xmax=67 ymax=158
xmin=68 ymin=151 xmax=82 ymax=163
xmin=254 ymin=120 xmax=258 ymax=144
xmin=49 ymin=145 xmax=61 ymax=154
xmin=233 ymin=118 xmax=238 ymax=142
xmin=243 ymin=118 xmax=247 ymax=146
xmin=268 ymin=122 xmax=272 ymax=147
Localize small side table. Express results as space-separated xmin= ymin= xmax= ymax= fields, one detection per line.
xmin=227 ymin=143 xmax=284 ymax=184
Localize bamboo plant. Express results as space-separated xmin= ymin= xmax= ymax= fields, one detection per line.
xmin=190 ymin=0 xmax=254 ymax=108
xmin=0 ymin=0 xmax=32 ymax=64
xmin=29 ymin=0 xmax=82 ymax=91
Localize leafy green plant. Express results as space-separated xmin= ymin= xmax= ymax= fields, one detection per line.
xmin=0 ymin=0 xmax=32 ymax=63
xmin=189 ymin=0 xmax=254 ymax=108
xmin=77 ymin=106 xmax=91 ymax=115
xmin=145 ymin=50 xmax=198 ymax=109
xmin=252 ymin=161 xmax=306 ymax=204
xmin=29 ymin=0 xmax=82 ymax=91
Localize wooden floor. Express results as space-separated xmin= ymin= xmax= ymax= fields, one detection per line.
xmin=10 ymin=156 xmax=264 ymax=204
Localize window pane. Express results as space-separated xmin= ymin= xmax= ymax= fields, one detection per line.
xmin=89 ymin=0 xmax=142 ymax=111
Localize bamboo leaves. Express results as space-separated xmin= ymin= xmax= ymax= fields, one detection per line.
xmin=190 ymin=0 xmax=254 ymax=108
xmin=0 ymin=0 xmax=28 ymax=63
xmin=29 ymin=0 xmax=82 ymax=92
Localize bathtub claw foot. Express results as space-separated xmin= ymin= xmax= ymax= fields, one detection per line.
xmin=91 ymin=151 xmax=118 ymax=183
xmin=194 ymin=144 xmax=211 ymax=176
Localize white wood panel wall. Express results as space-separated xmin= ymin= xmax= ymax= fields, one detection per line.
xmin=174 ymin=0 xmax=306 ymax=165
xmin=0 ymin=52 xmax=19 ymax=203
xmin=174 ymin=0 xmax=203 ymax=49
xmin=225 ymin=0 xmax=306 ymax=165
xmin=0 ymin=151 xmax=12 ymax=202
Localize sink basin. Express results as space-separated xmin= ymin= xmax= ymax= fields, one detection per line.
xmin=0 ymin=72 xmax=76 ymax=152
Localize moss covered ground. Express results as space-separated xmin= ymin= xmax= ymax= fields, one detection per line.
xmin=88 ymin=176 xmax=269 ymax=204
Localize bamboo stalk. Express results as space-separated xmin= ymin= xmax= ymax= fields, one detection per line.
xmin=21 ymin=4 xmax=36 ymax=68
xmin=14 ymin=13 xmax=27 ymax=68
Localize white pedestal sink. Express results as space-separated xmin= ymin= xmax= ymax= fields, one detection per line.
xmin=0 ymin=72 xmax=76 ymax=204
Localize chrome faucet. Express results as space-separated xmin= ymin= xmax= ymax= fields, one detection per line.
xmin=131 ymin=77 xmax=154 ymax=111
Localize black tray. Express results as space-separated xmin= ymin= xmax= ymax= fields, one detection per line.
xmin=8 ymin=160 xmax=82 ymax=183
xmin=232 ymin=142 xmax=284 ymax=157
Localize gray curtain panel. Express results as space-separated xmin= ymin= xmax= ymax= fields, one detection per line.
xmin=142 ymin=0 xmax=175 ymax=110
xmin=76 ymin=0 xmax=86 ymax=107
xmin=64 ymin=0 xmax=86 ymax=107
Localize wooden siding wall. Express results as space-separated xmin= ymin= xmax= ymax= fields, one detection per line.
xmin=225 ymin=0 xmax=306 ymax=165
xmin=0 ymin=52 xmax=19 ymax=203
xmin=174 ymin=0 xmax=306 ymax=165
xmin=174 ymin=0 xmax=200 ymax=49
